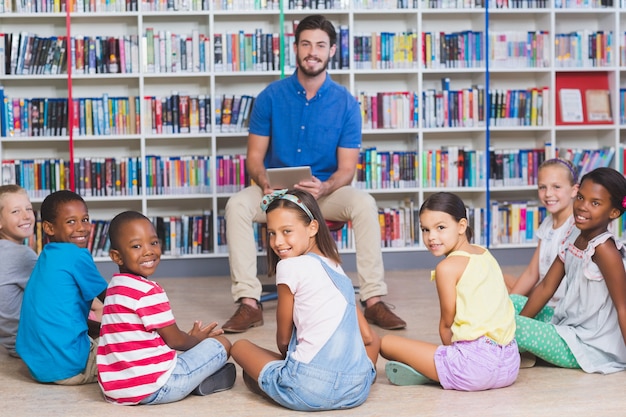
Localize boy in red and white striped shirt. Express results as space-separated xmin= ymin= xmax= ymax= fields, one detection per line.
xmin=97 ymin=211 xmax=235 ymax=405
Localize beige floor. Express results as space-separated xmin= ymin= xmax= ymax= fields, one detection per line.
xmin=2 ymin=265 xmax=625 ymax=416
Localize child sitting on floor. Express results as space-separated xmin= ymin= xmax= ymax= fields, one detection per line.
xmin=0 ymin=185 xmax=38 ymax=358
xmin=16 ymin=190 xmax=107 ymax=384
xmin=97 ymin=211 xmax=235 ymax=405
xmin=515 ymin=167 xmax=626 ymax=374
xmin=381 ymin=192 xmax=519 ymax=391
xmin=230 ymin=189 xmax=379 ymax=411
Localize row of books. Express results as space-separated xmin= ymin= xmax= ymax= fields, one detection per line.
xmin=555 ymin=0 xmax=613 ymax=7
xmin=490 ymin=200 xmax=547 ymax=246
xmin=422 ymin=80 xmax=486 ymax=129
xmin=488 ymin=87 xmax=549 ymax=127
xmin=423 ymin=0 xmax=484 ymax=7
xmin=1 ymin=157 xmax=142 ymax=198
xmin=355 ymin=0 xmax=417 ymax=7
xmin=487 ymin=0 xmax=548 ymax=7
xmin=422 ymin=147 xmax=486 ymax=188
xmin=144 ymin=93 xmax=210 ymax=135
xmin=353 ymin=32 xmax=419 ymax=70
xmin=354 ymin=149 xmax=419 ymax=190
xmin=555 ymin=146 xmax=616 ymax=180
xmin=2 ymin=0 xmax=140 ymax=12
xmin=421 ymin=30 xmax=485 ymax=69
xmin=144 ymin=28 xmax=209 ymax=74
xmin=489 ymin=31 xmax=550 ymax=69
xmin=1 ymin=33 xmax=140 ymax=76
xmin=144 ymin=155 xmax=211 ymax=196
xmin=356 ymin=91 xmax=419 ymax=130
xmin=0 ymin=92 xmax=140 ymax=137
xmin=141 ymin=0 xmax=208 ymax=11
xmin=143 ymin=93 xmax=255 ymax=135
xmin=489 ymin=148 xmax=546 ymax=187
xmin=213 ymin=31 xmax=281 ymax=73
xmin=554 ymin=31 xmax=613 ymax=68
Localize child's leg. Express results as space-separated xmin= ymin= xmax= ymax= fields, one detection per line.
xmin=231 ymin=339 xmax=282 ymax=396
xmin=380 ymin=335 xmax=439 ymax=381
xmin=140 ymin=338 xmax=230 ymax=405
xmin=515 ymin=315 xmax=580 ymax=369
xmin=510 ymin=294 xmax=554 ymax=323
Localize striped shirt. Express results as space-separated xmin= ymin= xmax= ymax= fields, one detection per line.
xmin=97 ymin=273 xmax=177 ymax=404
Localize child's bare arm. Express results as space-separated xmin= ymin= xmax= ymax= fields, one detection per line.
xmin=90 ymin=298 xmax=104 ymax=322
xmin=521 ymin=257 xmax=565 ymax=317
xmin=435 ymin=257 xmax=462 ymax=346
xmin=275 ymin=284 xmax=294 ymax=358
xmin=509 ymin=242 xmax=542 ymax=295
xmin=595 ymin=241 xmax=626 ymax=346
xmin=157 ymin=321 xmax=220 ymax=351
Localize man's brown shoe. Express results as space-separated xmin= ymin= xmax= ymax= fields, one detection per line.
xmin=364 ymin=301 xmax=406 ymax=330
xmin=222 ymin=302 xmax=264 ymax=333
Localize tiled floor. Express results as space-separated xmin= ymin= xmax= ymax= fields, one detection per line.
xmin=2 ymin=266 xmax=625 ymax=416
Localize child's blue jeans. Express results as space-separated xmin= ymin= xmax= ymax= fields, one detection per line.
xmin=139 ymin=338 xmax=227 ymax=405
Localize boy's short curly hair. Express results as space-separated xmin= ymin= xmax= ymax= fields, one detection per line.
xmin=40 ymin=190 xmax=86 ymax=223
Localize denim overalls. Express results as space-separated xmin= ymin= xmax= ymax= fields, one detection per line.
xmin=258 ymin=253 xmax=376 ymax=411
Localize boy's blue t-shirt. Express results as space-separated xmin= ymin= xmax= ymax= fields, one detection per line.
xmin=16 ymin=242 xmax=107 ymax=382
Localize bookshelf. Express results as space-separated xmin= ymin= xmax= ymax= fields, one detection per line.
xmin=1 ymin=0 xmax=625 ymax=269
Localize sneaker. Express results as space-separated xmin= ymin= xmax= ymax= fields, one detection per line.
xmin=192 ymin=363 xmax=237 ymax=396
xmin=222 ymin=302 xmax=264 ymax=333
xmin=520 ymin=352 xmax=537 ymax=369
xmin=385 ymin=361 xmax=431 ymax=386
xmin=364 ymin=301 xmax=406 ymax=330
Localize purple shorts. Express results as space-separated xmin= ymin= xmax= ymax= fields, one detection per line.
xmin=434 ymin=336 xmax=520 ymax=391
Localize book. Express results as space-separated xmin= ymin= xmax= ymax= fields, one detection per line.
xmin=558 ymin=88 xmax=583 ymax=123
xmin=585 ymin=89 xmax=612 ymax=122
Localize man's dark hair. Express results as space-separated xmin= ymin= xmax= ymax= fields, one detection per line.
xmin=295 ymin=14 xmax=337 ymax=46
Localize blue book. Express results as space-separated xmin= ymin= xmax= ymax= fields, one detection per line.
xmin=340 ymin=25 xmax=349 ymax=69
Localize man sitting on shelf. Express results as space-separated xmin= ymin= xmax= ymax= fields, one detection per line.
xmin=222 ymin=14 xmax=406 ymax=333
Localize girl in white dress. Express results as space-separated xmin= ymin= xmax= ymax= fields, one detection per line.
xmin=516 ymin=167 xmax=626 ymax=374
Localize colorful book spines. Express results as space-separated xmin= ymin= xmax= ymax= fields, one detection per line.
xmin=215 ymin=30 xmax=282 ymax=73
xmin=141 ymin=0 xmax=208 ymax=11
xmin=489 ymin=31 xmax=550 ymax=68
xmin=421 ymin=147 xmax=485 ymax=188
xmin=422 ymin=81 xmax=485 ymax=128
xmin=215 ymin=154 xmax=249 ymax=193
xmin=143 ymin=29 xmax=209 ymax=74
xmin=144 ymin=94 xmax=215 ymax=134
xmin=354 ymin=148 xmax=418 ymax=190
xmin=0 ymin=156 xmax=141 ymax=198
xmin=357 ymin=91 xmax=418 ymax=130
xmin=144 ymin=155 xmax=210 ymax=195
xmin=153 ymin=212 xmax=213 ymax=256
xmin=422 ymin=0 xmax=484 ymax=7
xmin=488 ymin=148 xmax=546 ymax=187
xmin=555 ymin=30 xmax=613 ymax=68
xmin=489 ymin=200 xmax=547 ymax=246
xmin=353 ymin=31 xmax=418 ymax=70
xmin=421 ymin=30 xmax=485 ymax=69
xmin=488 ymin=87 xmax=549 ymax=127
xmin=555 ymin=146 xmax=616 ymax=178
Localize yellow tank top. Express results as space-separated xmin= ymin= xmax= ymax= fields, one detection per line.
xmin=432 ymin=247 xmax=516 ymax=345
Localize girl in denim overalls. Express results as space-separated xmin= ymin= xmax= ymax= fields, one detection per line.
xmin=231 ymin=189 xmax=379 ymax=411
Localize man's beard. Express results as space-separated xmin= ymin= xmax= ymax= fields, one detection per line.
xmin=297 ymin=55 xmax=329 ymax=77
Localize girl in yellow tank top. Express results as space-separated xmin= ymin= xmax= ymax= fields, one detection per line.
xmin=380 ymin=192 xmax=520 ymax=391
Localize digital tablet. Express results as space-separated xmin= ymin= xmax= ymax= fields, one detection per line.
xmin=266 ymin=166 xmax=312 ymax=189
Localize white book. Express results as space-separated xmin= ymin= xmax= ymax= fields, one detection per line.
xmin=192 ymin=29 xmax=200 ymax=72
xmin=158 ymin=31 xmax=166 ymax=73
xmin=164 ymin=31 xmax=172 ymax=73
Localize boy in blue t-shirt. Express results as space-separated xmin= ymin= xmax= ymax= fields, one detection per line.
xmin=16 ymin=190 xmax=107 ymax=384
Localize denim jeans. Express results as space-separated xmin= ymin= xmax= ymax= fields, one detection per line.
xmin=139 ymin=338 xmax=227 ymax=405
